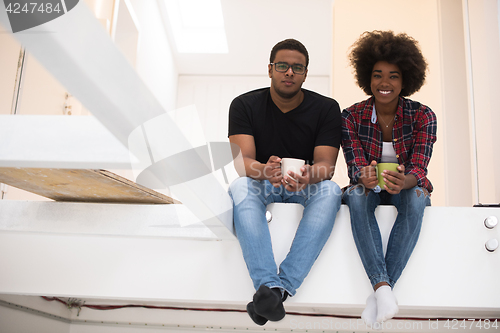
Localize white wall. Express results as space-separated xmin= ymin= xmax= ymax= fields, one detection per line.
xmin=0 ymin=24 xmax=21 ymax=115
xmin=18 ymin=54 xmax=82 ymax=116
xmin=109 ymin=0 xmax=179 ymax=189
xmin=437 ymin=0 xmax=474 ymax=206
xmin=0 ymin=20 xmax=85 ymax=117
xmin=128 ymin=0 xmax=177 ymax=114
xmin=467 ymin=0 xmax=500 ymax=205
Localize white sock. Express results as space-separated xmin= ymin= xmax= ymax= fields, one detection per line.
xmin=375 ymin=285 xmax=399 ymax=323
xmin=361 ymin=292 xmax=378 ymax=325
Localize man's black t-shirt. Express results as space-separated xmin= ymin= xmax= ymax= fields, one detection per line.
xmin=228 ymin=88 xmax=341 ymax=165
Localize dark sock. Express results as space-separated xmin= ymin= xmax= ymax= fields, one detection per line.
xmin=252 ymin=285 xmax=286 ymax=322
xmin=246 ymin=302 xmax=268 ymax=326
xmin=282 ymin=290 xmax=289 ymax=302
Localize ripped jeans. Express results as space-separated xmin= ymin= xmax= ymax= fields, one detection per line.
xmin=342 ymin=185 xmax=431 ymax=288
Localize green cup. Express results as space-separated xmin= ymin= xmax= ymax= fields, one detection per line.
xmin=376 ymin=163 xmax=399 ymax=188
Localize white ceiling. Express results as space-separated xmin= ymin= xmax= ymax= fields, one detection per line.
xmin=167 ymin=0 xmax=335 ymax=77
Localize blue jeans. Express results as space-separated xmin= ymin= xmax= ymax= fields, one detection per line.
xmin=342 ymin=185 xmax=431 ymax=288
xmin=229 ymin=177 xmax=341 ymax=296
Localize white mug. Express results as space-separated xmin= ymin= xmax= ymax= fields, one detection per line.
xmin=281 ymin=158 xmax=305 ymax=181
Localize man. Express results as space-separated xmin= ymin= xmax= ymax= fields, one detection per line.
xmin=228 ymin=39 xmax=342 ymax=325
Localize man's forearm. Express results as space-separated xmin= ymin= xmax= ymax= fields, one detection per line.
xmin=244 ymin=159 xmax=267 ymax=180
xmin=234 ymin=156 xmax=267 ymax=180
xmin=309 ymin=162 xmax=336 ymax=184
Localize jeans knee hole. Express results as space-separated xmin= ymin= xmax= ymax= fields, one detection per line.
xmin=348 ymin=184 xmax=365 ymax=194
xmin=416 ymin=189 xmax=429 ymax=198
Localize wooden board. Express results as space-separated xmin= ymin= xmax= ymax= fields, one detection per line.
xmin=0 ymin=168 xmax=180 ymax=204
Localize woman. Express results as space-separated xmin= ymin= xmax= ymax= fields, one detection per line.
xmin=341 ymin=30 xmax=437 ymax=325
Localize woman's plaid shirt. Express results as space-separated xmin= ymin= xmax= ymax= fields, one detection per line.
xmin=341 ymin=96 xmax=437 ymax=193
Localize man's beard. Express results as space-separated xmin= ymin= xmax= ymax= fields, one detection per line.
xmin=273 ymin=86 xmax=301 ymax=100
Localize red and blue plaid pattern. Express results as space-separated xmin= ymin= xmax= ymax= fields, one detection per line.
xmin=341 ymin=96 xmax=437 ymax=193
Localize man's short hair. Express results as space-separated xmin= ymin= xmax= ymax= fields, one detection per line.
xmin=270 ymin=39 xmax=309 ymax=67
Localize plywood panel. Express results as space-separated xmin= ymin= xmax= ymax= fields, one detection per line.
xmin=0 ymin=168 xmax=179 ymax=204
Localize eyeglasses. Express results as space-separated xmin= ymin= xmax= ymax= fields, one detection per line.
xmin=270 ymin=62 xmax=307 ymax=75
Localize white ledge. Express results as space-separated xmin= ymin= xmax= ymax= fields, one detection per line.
xmin=0 ymin=116 xmax=135 ymax=169
xmin=0 ymin=201 xmax=498 ymax=320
